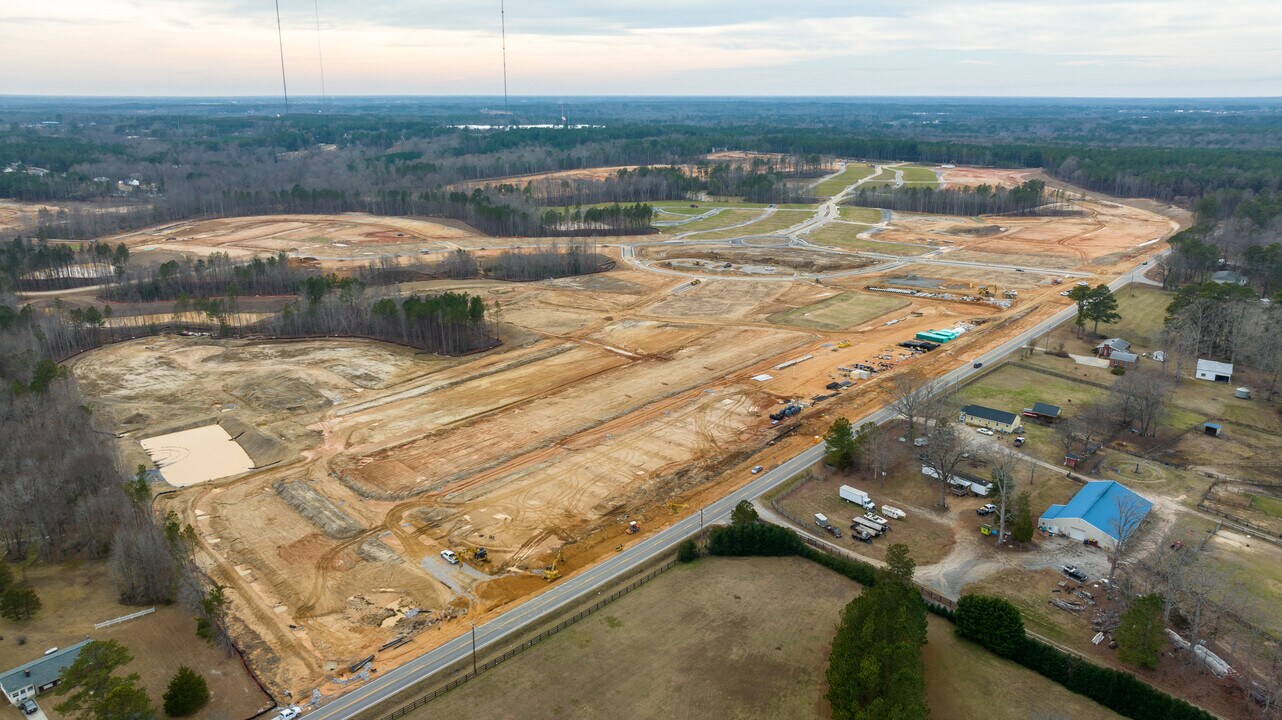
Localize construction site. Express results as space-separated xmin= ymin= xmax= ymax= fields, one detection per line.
xmin=61 ymin=161 xmax=1186 ymax=701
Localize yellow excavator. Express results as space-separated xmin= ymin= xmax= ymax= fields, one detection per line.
xmin=544 ymin=550 xmax=564 ymax=582
xmin=665 ymin=499 xmax=687 ymax=514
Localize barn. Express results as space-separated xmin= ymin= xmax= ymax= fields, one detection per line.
xmin=1196 ymin=359 xmax=1233 ymax=383
xmin=1039 ymin=481 xmax=1152 ymax=550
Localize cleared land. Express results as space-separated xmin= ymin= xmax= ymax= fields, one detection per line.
xmin=140 ymin=424 xmax=256 ymax=486
xmin=658 ymin=208 xmax=765 ymax=235
xmin=682 ymin=209 xmax=812 ymax=240
xmin=938 ymin=166 xmax=1038 ymax=190
xmin=900 ymin=166 xmax=940 ymax=186
xmin=768 ymin=292 xmax=909 ymax=331
xmin=801 ymin=223 xmax=932 ymax=255
xmin=0 ymin=562 xmax=271 ymax=720
xmin=839 ymin=206 xmax=884 ymax=224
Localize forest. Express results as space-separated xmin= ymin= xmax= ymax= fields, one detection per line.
xmin=845 ymin=179 xmax=1063 ymax=216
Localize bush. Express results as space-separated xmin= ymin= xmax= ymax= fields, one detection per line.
xmin=1115 ymin=594 xmax=1165 ymax=670
xmin=676 ymin=539 xmax=698 ymax=563
xmin=163 ymin=665 xmax=210 ymax=717
xmin=955 ymin=594 xmax=1024 ymax=658
xmin=1111 ymin=366 xmax=1126 ymax=375
xmin=800 ymin=547 xmax=878 ymax=586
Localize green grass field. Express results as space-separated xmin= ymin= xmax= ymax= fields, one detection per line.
xmin=768 ymin=292 xmax=909 ymax=331
xmin=683 ymin=209 xmax=811 ymax=239
xmin=658 ymin=208 xmax=766 ymax=235
xmin=1249 ymin=493 xmax=1282 ymax=519
xmin=802 ymin=224 xmax=932 ymax=255
xmin=812 ymin=163 xmax=877 ymax=197
xmin=1093 ymin=286 xmax=1175 ymax=349
xmin=861 ymin=168 xmax=898 ymax=187
xmin=900 ymin=166 xmax=940 ymax=187
xmin=839 ymin=206 xmax=885 ymax=223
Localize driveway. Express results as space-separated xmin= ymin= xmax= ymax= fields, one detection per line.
xmin=7 ymin=700 xmax=48 ymax=720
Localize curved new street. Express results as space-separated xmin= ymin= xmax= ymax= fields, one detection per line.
xmin=307 ymin=249 xmax=1166 ymax=720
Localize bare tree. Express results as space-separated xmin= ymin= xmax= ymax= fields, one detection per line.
xmin=990 ymin=447 xmax=1022 ymax=546
xmin=922 ymin=420 xmax=975 ymax=510
xmin=1112 ymin=369 xmax=1174 ymax=436
xmin=1106 ymin=494 xmax=1150 ymax=583
xmin=888 ymin=370 xmax=940 ymax=443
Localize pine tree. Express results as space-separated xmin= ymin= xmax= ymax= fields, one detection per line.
xmin=0 ymin=586 xmax=41 ymax=620
xmin=162 ymin=666 xmax=210 ymax=717
xmin=1116 ymin=594 xmax=1166 ymax=670
xmin=1010 ymin=491 xmax=1035 ymax=543
xmin=824 ymin=417 xmax=857 ymax=471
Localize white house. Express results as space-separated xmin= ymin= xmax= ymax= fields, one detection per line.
xmin=1196 ymin=359 xmax=1233 ymax=383
xmin=1 ymin=640 xmax=90 ymax=706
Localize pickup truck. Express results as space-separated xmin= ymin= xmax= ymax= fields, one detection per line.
xmin=976 ymin=504 xmax=997 ymax=516
xmin=1061 ymin=565 xmax=1088 ymax=582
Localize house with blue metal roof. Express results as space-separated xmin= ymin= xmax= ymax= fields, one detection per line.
xmin=1038 ymin=481 xmax=1153 ymax=550
xmin=2 ymin=639 xmax=90 ymax=706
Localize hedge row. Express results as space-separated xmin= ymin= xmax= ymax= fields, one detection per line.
xmin=707 ymin=522 xmax=880 ymax=586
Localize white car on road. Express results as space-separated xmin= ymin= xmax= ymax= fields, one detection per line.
xmin=976 ymin=428 xmax=995 ymax=436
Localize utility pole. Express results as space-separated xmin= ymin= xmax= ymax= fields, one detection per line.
xmin=500 ymin=0 xmax=509 ymax=116
xmin=470 ymin=623 xmax=477 ymax=675
xmin=274 ymin=0 xmax=290 ymax=113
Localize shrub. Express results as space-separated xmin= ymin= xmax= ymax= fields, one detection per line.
xmin=1111 ymin=366 xmax=1126 ymax=375
xmin=955 ymin=594 xmax=1025 ymax=658
xmin=1115 ymin=594 xmax=1165 ymax=670
xmin=163 ymin=665 xmax=210 ymax=717
xmin=676 ymin=539 xmax=698 ymax=563
xmin=730 ymin=500 xmax=758 ymax=526
xmin=707 ymin=523 xmax=804 ymax=557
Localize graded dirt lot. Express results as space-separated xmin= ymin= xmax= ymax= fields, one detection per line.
xmin=65 ymin=164 xmax=1188 ymax=703
xmin=0 ymin=562 xmax=271 ymax=720
xmin=937 ymin=166 xmax=1038 ymax=189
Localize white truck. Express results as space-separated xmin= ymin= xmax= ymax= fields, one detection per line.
xmin=880 ymin=505 xmax=906 ymax=520
xmin=839 ymin=485 xmax=876 ymax=510
xmin=921 ymin=465 xmax=991 ymax=497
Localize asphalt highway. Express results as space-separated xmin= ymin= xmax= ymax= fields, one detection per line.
xmin=308 ymin=253 xmax=1163 ymax=720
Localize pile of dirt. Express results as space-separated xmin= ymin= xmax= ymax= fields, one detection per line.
xmin=229 ymin=374 xmax=330 ymax=413
xmin=640 ymin=245 xmax=870 ymax=273
xmin=949 ymin=225 xmax=1003 ymax=236
xmin=357 ymin=538 xmax=404 ymax=564
xmin=272 ymin=480 xmax=364 ymax=539
xmin=221 ymin=417 xmax=291 ymax=467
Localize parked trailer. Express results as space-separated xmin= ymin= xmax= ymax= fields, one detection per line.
xmin=862 ymin=513 xmax=891 ymax=532
xmin=850 ymin=526 xmax=875 ymax=544
xmin=839 ymin=485 xmax=876 ymax=510
xmin=922 ymin=465 xmax=991 ymax=496
xmin=880 ymin=505 xmax=906 ymax=520
xmin=851 ymin=516 xmax=886 ymax=536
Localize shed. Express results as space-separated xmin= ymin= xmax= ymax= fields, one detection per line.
xmin=1210 ymin=270 xmax=1248 ymax=286
xmin=1064 ymin=452 xmax=1084 ymax=468
xmin=1039 ymin=481 xmax=1153 ymax=550
xmin=1196 ymin=359 xmax=1233 ymax=383
xmin=1 ymin=640 xmax=91 ymax=705
xmin=959 ymin=404 xmax=1021 ymax=433
xmin=1203 ymin=422 xmax=1223 ymax=437
xmin=1022 ymin=402 xmax=1062 ymax=423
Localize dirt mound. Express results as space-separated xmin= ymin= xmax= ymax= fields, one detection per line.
xmin=357 ymin=538 xmax=404 ymax=564
xmin=220 ymin=417 xmax=291 ymax=467
xmin=272 ymin=480 xmax=364 ymax=539
xmin=229 ymin=373 xmax=330 ymax=413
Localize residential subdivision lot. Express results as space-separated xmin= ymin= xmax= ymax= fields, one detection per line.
xmin=63 ymin=166 xmax=1184 ymax=701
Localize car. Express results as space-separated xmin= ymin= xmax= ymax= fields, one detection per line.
xmin=751 ymin=465 xmax=763 ymax=474
xmin=972 ymin=361 xmax=983 ymax=369
xmin=976 ymin=428 xmax=995 ymax=436
xmin=20 ymin=699 xmax=38 ymax=716
xmin=1015 ymin=268 xmax=1025 ymax=272
xmin=440 ymin=550 xmax=459 ymax=565
xmin=976 ymin=503 xmax=997 ymax=516
xmin=823 ymin=525 xmax=841 ymax=538
xmin=1142 ymin=261 xmax=1149 ymax=265
xmin=1061 ymin=565 xmax=1088 ymax=582
xmin=1014 ymin=436 xmax=1026 ymax=446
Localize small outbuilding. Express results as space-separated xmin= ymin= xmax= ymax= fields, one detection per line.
xmin=1236 ymin=387 xmax=1251 ymax=399
xmin=1196 ymin=359 xmax=1233 ymax=383
xmin=2 ymin=640 xmax=90 ymax=706
xmin=1022 ymin=402 xmax=1062 ymax=423
xmin=1203 ymin=422 xmax=1223 ymax=437
xmin=959 ymin=404 xmax=1021 ymax=434
xmin=1039 ymin=481 xmax=1153 ymax=550
xmin=1064 ymin=452 xmax=1084 ymax=468
xmin=1210 ymin=270 xmax=1248 ymax=286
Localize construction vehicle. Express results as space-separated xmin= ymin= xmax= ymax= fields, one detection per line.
xmin=625 ymin=521 xmax=640 ymax=534
xmin=544 ymin=550 xmax=564 ymax=582
xmin=665 ymin=499 xmax=687 ymax=514
xmin=472 ymin=547 xmax=489 ymax=562
xmin=836 ymin=340 xmax=851 ymax=349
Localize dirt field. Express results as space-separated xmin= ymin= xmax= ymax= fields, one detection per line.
xmin=0 ymin=562 xmax=271 ymax=720
xmin=63 ymin=165 xmax=1188 ymax=702
xmin=403 ymin=557 xmax=856 ymax=720
xmin=937 ymin=166 xmax=1038 ymax=189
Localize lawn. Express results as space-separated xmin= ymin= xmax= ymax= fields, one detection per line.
xmin=923 ymin=616 xmax=1122 ymax=720
xmin=950 ymin=363 xmax=1111 ymax=420
xmin=0 ymin=562 xmax=271 ymax=720
xmin=802 ymin=223 xmax=932 ymax=255
xmin=658 ymin=208 xmax=765 ymax=235
xmin=408 ymin=557 xmax=859 ymax=720
xmin=768 ymin=292 xmax=909 ymax=331
xmin=812 ymin=163 xmax=877 ymax=197
xmin=1093 ymin=286 xmax=1175 ymax=349
xmin=839 ymin=206 xmax=885 ymax=224
xmin=1249 ymin=493 xmax=1282 ymax=519
xmin=684 ymin=209 xmax=812 ymax=239
xmin=900 ymin=166 xmax=940 ymax=186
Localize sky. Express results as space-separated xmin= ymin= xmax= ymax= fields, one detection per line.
xmin=1 ymin=0 xmax=1280 ymax=97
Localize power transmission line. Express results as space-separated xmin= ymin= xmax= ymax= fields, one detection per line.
xmin=313 ymin=0 xmax=327 ymax=102
xmin=274 ymin=0 xmax=290 ymax=112
xmin=500 ymin=0 xmax=509 ymax=114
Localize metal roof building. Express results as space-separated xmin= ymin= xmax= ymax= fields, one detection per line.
xmin=959 ymin=404 xmax=1021 ymax=433
xmin=1039 ymin=481 xmax=1153 ymax=550
xmin=1196 ymin=359 xmax=1233 ymax=382
xmin=2 ymin=639 xmax=90 ymax=706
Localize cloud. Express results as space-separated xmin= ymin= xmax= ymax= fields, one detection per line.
xmin=0 ymin=0 xmax=1279 ymax=95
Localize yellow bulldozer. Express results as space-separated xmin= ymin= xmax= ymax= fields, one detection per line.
xmin=544 ymin=550 xmax=564 ymax=582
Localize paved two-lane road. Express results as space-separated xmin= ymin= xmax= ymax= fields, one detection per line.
xmin=309 ymin=253 xmax=1164 ymax=720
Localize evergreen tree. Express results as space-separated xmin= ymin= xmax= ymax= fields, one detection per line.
xmin=955 ymin=594 xmax=1025 ymax=658
xmin=54 ymin=640 xmax=155 ymax=720
xmin=1087 ymin=285 xmax=1122 ymax=334
xmin=162 ymin=666 xmax=210 ymax=717
xmin=0 ymin=560 xmax=12 ymax=594
xmin=1010 ymin=491 xmax=1035 ymax=543
xmin=1116 ymin=594 xmax=1166 ymax=670
xmin=0 ymin=586 xmax=41 ymax=620
xmin=730 ymin=499 xmax=758 ymax=526
xmin=824 ymin=417 xmax=857 ymax=471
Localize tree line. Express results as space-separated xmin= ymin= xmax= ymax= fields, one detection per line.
xmin=845 ymin=180 xmax=1063 ymax=216
xmin=1 ymin=236 xmax=129 ymax=291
